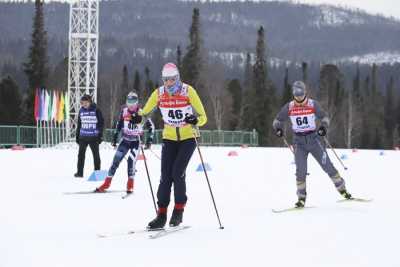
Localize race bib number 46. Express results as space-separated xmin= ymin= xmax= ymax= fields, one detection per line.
xmin=161 ymin=106 xmax=193 ymax=127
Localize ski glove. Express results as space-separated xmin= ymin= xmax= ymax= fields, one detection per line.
xmin=112 ymin=133 xmax=118 ymax=147
xmin=97 ymin=136 xmax=103 ymax=144
xmin=275 ymin=129 xmax=283 ymax=138
xmin=184 ymin=114 xmax=198 ymax=125
xmin=130 ymin=114 xmax=143 ymax=125
xmin=144 ymin=137 xmax=153 ymax=150
xmin=76 ymin=135 xmax=79 ymax=144
xmin=317 ymin=126 xmax=327 ymax=136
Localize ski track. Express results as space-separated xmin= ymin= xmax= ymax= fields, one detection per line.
xmin=0 ymin=145 xmax=398 ymax=267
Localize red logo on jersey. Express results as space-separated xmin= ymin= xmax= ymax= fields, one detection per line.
xmin=158 ymin=93 xmax=190 ymax=108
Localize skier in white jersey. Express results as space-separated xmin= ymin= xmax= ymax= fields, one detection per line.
xmin=273 ymin=81 xmax=352 ymax=208
xmin=95 ymin=92 xmax=154 ymax=194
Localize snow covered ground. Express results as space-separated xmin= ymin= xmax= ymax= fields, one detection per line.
xmin=0 ymin=145 xmax=399 ymax=267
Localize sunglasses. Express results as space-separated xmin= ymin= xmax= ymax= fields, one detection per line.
xmin=162 ymin=76 xmax=177 ymax=82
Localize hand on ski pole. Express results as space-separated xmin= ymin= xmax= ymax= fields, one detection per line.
xmin=184 ymin=114 xmax=198 ymax=125
xmin=275 ymin=128 xmax=284 ymax=138
xmin=317 ymin=126 xmax=327 ymax=136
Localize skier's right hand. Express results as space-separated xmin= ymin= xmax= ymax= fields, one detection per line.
xmin=75 ymin=135 xmax=79 ymax=144
xmin=112 ymin=133 xmax=118 ymax=148
xmin=275 ymin=129 xmax=283 ymax=138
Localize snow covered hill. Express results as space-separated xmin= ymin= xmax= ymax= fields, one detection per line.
xmin=0 ymin=145 xmax=399 ymax=267
xmin=337 ymin=51 xmax=400 ymax=65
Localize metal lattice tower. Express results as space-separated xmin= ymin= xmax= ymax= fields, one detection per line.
xmin=67 ymin=0 xmax=99 ymax=138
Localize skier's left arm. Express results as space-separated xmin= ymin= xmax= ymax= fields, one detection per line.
xmin=314 ymin=101 xmax=330 ymax=128
xmin=188 ymin=87 xmax=207 ymax=127
xmin=314 ymin=101 xmax=329 ymax=136
xmin=96 ymin=108 xmax=104 ymax=143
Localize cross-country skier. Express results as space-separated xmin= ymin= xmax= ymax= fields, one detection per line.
xmin=139 ymin=62 xmax=207 ymax=228
xmin=74 ymin=94 xmax=104 ymax=178
xmin=272 ymin=81 xmax=352 ymax=208
xmin=95 ymin=92 xmax=154 ymax=194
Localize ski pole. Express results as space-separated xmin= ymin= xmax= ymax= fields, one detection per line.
xmin=323 ymin=137 xmax=348 ymax=170
xmin=283 ymin=136 xmax=294 ymax=154
xmin=140 ymin=144 xmax=158 ymax=214
xmin=193 ymin=127 xmax=224 ymax=230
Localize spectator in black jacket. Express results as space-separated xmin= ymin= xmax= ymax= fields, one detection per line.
xmin=74 ymin=94 xmax=104 ymax=178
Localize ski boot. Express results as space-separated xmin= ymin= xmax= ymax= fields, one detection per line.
xmin=95 ymin=177 xmax=112 ymax=193
xmin=169 ymin=209 xmax=184 ymax=227
xmin=126 ymin=178 xmax=134 ymax=194
xmin=295 ymin=198 xmax=306 ymax=208
xmin=147 ymin=208 xmax=167 ymax=230
xmin=339 ymin=189 xmax=352 ymax=200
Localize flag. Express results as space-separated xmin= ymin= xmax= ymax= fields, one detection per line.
xmin=57 ymin=91 xmax=65 ymax=123
xmin=40 ymin=89 xmax=45 ymax=121
xmin=52 ymin=90 xmax=58 ymax=121
xmin=34 ymin=89 xmax=40 ymax=121
xmin=47 ymin=90 xmax=53 ymax=122
xmin=43 ymin=90 xmax=49 ymax=122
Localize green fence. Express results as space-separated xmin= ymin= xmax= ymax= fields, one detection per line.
xmin=0 ymin=125 xmax=259 ymax=147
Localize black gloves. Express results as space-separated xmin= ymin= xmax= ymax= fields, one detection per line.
xmin=130 ymin=113 xmax=143 ymax=125
xmin=144 ymin=137 xmax=153 ymax=150
xmin=275 ymin=128 xmax=283 ymax=138
xmin=76 ymin=135 xmax=79 ymax=144
xmin=184 ymin=114 xmax=198 ymax=125
xmin=112 ymin=133 xmax=118 ymax=147
xmin=317 ymin=126 xmax=327 ymax=137
xmin=97 ymin=135 xmax=103 ymax=144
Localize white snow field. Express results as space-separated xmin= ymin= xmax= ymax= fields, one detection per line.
xmin=0 ymin=145 xmax=399 ymax=267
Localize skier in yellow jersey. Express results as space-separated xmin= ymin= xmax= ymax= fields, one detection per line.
xmin=139 ymin=63 xmax=207 ymax=229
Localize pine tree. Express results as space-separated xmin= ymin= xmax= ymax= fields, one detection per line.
xmin=250 ymin=26 xmax=271 ymax=145
xmin=122 ymin=65 xmax=129 ymax=93
xmin=319 ymin=64 xmax=346 ymax=146
xmin=384 ymin=76 xmax=396 ymax=149
xmin=176 ymin=45 xmax=182 ymax=71
xmin=239 ymin=53 xmax=253 ymax=130
xmin=120 ymin=65 xmax=129 ymax=104
xmin=361 ymin=76 xmax=371 ymax=148
xmin=181 ymin=8 xmax=202 ymax=89
xmin=0 ymin=76 xmax=22 ymax=125
xmin=281 ymin=66 xmax=291 ymax=105
xmin=23 ymin=0 xmax=48 ymax=124
xmin=301 ymin=62 xmax=308 ymax=84
xmin=370 ymin=64 xmax=384 ymax=149
xmin=226 ymin=79 xmax=242 ymax=130
xmin=133 ymin=70 xmax=142 ymax=99
xmin=143 ymin=67 xmax=154 ymax=101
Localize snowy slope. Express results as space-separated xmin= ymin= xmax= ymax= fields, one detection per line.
xmin=337 ymin=51 xmax=400 ymax=65
xmin=0 ymin=145 xmax=399 ymax=267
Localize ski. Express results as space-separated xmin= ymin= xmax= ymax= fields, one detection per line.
xmin=337 ymin=197 xmax=373 ymax=203
xmin=97 ymin=227 xmax=164 ymax=238
xmin=149 ymin=225 xmax=191 ymax=239
xmin=64 ymin=190 xmax=126 ymax=195
xmin=272 ymin=206 xmax=315 ymax=213
xmin=121 ymin=192 xmax=134 ymax=199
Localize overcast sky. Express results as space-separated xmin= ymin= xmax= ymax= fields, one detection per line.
xmin=280 ymin=0 xmax=400 ymax=19
xmin=5 ymin=0 xmax=400 ymax=19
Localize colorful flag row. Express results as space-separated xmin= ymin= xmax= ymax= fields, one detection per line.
xmin=34 ymin=89 xmax=70 ymax=123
